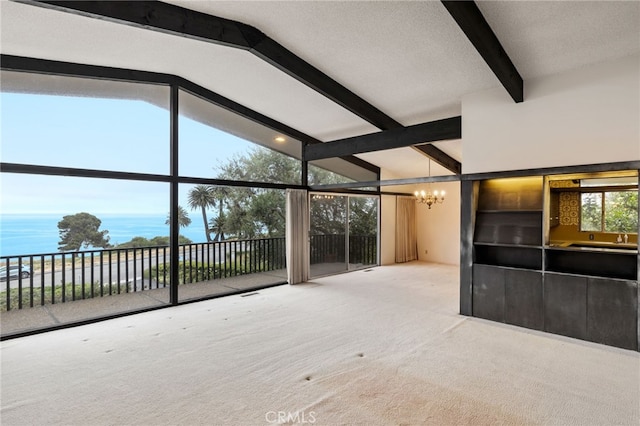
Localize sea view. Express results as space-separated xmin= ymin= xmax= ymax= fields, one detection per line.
xmin=0 ymin=214 xmax=207 ymax=257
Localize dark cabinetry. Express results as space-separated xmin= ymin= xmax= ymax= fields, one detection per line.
xmin=473 ymin=265 xmax=543 ymax=330
xmin=473 ymin=177 xmax=544 ymax=271
xmin=472 ymin=265 xmax=505 ymax=322
xmin=544 ymin=272 xmax=638 ymax=350
xmin=467 ymin=175 xmax=639 ymax=351
xmin=587 ymin=277 xmax=638 ymax=350
xmin=505 ymin=269 xmax=544 ymax=330
xmin=544 ymin=273 xmax=588 ymax=340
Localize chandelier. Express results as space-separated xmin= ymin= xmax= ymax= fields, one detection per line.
xmin=414 ymin=159 xmax=445 ymax=209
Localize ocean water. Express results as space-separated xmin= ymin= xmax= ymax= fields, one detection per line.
xmin=0 ymin=214 xmax=208 ymax=257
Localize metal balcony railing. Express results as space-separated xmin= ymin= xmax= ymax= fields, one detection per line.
xmin=1 ymin=235 xmax=377 ymax=312
xmin=309 ymin=234 xmax=378 ymax=266
xmin=1 ymin=238 xmax=286 ymax=312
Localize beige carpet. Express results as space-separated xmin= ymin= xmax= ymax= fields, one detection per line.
xmin=1 ymin=262 xmax=638 ymax=425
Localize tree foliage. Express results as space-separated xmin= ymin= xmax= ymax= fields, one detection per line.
xmin=580 ymin=193 xmax=602 ymax=232
xmin=194 ymin=147 xmax=378 ymax=240
xmin=116 ymin=235 xmax=192 ymax=248
xmin=604 ymin=191 xmax=638 ymax=233
xmin=187 ymin=185 xmax=216 ymax=243
xmin=349 ymin=197 xmax=378 ymax=236
xmin=57 ymin=212 xmax=110 ymax=252
xmin=165 ymin=205 xmax=192 ymax=229
xmin=581 ymin=190 xmax=638 ymax=234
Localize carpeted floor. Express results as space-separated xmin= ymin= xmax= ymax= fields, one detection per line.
xmin=1 ymin=262 xmax=638 ymax=425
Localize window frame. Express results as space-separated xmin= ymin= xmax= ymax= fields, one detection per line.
xmin=0 ymin=56 xmax=382 ymax=339
xmin=580 ymin=189 xmax=638 ymax=234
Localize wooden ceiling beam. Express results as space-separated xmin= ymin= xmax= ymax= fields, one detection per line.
xmin=23 ymin=1 xmax=464 ymax=173
xmin=24 ymin=0 xmax=401 ymax=130
xmin=305 ymin=117 xmax=462 ymax=174
xmin=442 ymin=0 xmax=524 ymax=103
xmin=412 ymin=144 xmax=462 ymax=175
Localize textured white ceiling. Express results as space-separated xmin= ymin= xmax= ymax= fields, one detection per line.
xmin=164 ymin=0 xmax=493 ymax=126
xmin=2 ymin=0 xmax=639 ymax=179
xmin=477 ymin=0 xmax=640 ymax=80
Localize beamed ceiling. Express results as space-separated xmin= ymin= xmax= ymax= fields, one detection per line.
xmin=1 ymin=0 xmax=639 ymax=179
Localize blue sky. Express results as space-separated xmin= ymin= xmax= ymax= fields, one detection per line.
xmin=0 ymin=92 xmax=255 ymax=215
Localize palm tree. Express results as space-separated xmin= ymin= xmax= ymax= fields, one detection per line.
xmin=210 ymin=186 xmax=229 ymax=241
xmin=165 ymin=205 xmax=192 ymax=229
xmin=187 ymin=185 xmax=216 ymax=242
xmin=209 ymin=214 xmax=226 ymax=242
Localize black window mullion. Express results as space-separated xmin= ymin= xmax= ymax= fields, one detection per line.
xmin=169 ymin=83 xmax=180 ymax=304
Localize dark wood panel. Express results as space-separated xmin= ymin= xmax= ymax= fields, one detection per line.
xmin=460 ymin=181 xmax=479 ymax=316
xmin=587 ymin=277 xmax=638 ymax=350
xmin=472 ymin=265 xmax=505 ymax=322
xmin=475 ymin=212 xmax=542 ymax=246
xmin=475 ymin=245 xmax=542 ymax=270
xmin=505 ymin=269 xmax=543 ymax=330
xmin=478 ymin=177 xmax=543 ymax=211
xmin=544 ymin=273 xmax=587 ymax=340
xmin=412 ymin=143 xmax=462 ymax=175
xmin=304 ymin=117 xmax=461 ymax=161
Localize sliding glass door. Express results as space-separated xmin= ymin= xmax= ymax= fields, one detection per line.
xmin=309 ymin=195 xmax=348 ymax=277
xmin=348 ymin=197 xmax=379 ymax=270
xmin=309 ymin=193 xmax=378 ymax=278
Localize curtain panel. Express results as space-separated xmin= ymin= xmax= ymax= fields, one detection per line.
xmin=286 ymin=189 xmax=309 ymax=284
xmin=395 ymin=196 xmax=418 ymax=263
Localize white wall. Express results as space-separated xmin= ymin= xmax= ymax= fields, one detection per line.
xmin=380 ymin=170 xmax=461 ymax=266
xmin=463 ymin=54 xmax=640 ymax=174
xmin=416 ymin=181 xmax=461 ymax=265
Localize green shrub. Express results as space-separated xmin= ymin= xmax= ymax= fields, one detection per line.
xmin=0 ymin=281 xmax=123 ymax=312
xmin=146 ymin=255 xmax=274 ymax=285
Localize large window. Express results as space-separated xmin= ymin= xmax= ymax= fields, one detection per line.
xmin=1 ymin=71 xmax=170 ymax=174
xmin=580 ymin=177 xmax=638 ymax=234
xmin=178 ymin=89 xmax=302 ymax=183
xmin=309 ymin=159 xmax=378 ymax=188
xmin=1 ymin=73 xmax=173 ymax=334
xmin=0 ymin=62 xmax=380 ymax=338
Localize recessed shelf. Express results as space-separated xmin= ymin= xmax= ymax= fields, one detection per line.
xmin=546 ymin=249 xmax=637 ymax=280
xmin=474 ymin=242 xmax=541 ymax=248
xmin=475 ymin=245 xmax=542 ymax=270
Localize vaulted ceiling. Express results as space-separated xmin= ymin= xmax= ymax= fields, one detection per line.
xmin=2 ymin=0 xmax=639 ymax=179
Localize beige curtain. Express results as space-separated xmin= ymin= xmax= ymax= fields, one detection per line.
xmin=395 ymin=196 xmax=417 ymax=263
xmin=286 ymin=189 xmax=309 ymax=284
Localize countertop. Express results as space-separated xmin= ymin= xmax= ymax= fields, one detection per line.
xmin=548 ymin=240 xmax=638 ymax=254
